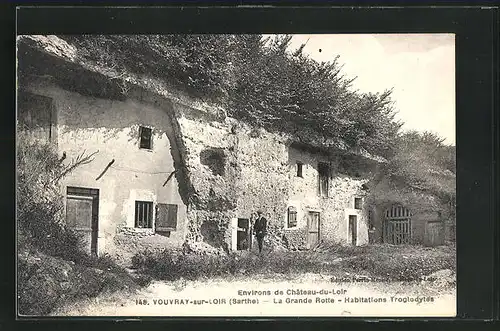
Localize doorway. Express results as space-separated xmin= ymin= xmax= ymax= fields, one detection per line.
xmin=348 ymin=215 xmax=357 ymax=246
xmin=66 ymin=187 xmax=99 ymax=256
xmin=383 ymin=205 xmax=412 ymax=245
xmin=307 ymin=211 xmax=320 ymax=249
xmin=236 ymin=218 xmax=251 ymax=251
xmin=424 ymin=221 xmax=445 ymax=246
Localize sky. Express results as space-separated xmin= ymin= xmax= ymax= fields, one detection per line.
xmin=282 ymin=34 xmax=456 ymax=145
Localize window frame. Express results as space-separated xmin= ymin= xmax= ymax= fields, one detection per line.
xmin=134 ymin=200 xmax=154 ymax=228
xmin=354 ymin=197 xmax=363 ymax=210
xmin=138 ymin=125 xmax=153 ymax=150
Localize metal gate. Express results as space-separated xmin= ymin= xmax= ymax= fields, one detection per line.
xmin=383 ymin=205 xmax=412 ymax=245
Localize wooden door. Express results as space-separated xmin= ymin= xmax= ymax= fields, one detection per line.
xmin=349 ymin=215 xmax=357 ymax=246
xmin=307 ymin=212 xmax=320 ymax=249
xmin=66 ymin=187 xmax=99 ymax=256
xmin=425 ymin=221 xmax=445 ymax=246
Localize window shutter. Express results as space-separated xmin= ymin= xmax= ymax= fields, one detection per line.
xmin=288 ymin=206 xmax=297 ymax=228
xmin=167 ymin=204 xmax=178 ymax=229
xmin=156 ymin=203 xmax=178 ymax=231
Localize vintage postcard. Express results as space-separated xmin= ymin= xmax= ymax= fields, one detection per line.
xmin=16 ymin=33 xmax=456 ymax=317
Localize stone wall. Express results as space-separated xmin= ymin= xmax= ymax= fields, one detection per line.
xmin=174 ymin=105 xmax=372 ymax=249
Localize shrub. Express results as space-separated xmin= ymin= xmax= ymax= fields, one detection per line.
xmin=132 ymin=249 xmax=325 ymax=280
xmin=16 ymin=131 xmax=95 ymax=261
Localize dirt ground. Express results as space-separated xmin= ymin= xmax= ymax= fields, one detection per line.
xmin=53 ymin=272 xmax=456 ymax=317
xmin=48 ymin=243 xmax=456 ymax=317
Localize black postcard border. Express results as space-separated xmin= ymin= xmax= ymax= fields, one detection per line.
xmin=1 ymin=3 xmax=499 ymax=329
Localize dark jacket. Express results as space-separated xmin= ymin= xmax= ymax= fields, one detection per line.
xmin=253 ymin=216 xmax=267 ymax=237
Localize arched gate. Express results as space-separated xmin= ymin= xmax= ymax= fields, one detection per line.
xmin=383 ymin=205 xmax=412 ymax=245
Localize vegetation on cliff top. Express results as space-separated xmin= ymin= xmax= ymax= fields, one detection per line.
xmin=56 ymin=34 xmax=455 ymax=214
xmin=60 ymin=34 xmax=401 ymax=158
xmin=367 ymin=130 xmax=456 ymax=220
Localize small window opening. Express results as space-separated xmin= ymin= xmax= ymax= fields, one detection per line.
xmin=296 ymin=162 xmax=303 ymax=177
xmin=139 ymin=126 xmax=153 ymax=149
xmin=354 ymin=197 xmax=363 ymax=210
xmin=135 ymin=201 xmax=153 ymax=228
xmin=287 ymin=206 xmax=297 ymax=228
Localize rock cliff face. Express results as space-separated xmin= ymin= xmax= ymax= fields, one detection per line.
xmin=172 ymin=103 xmax=374 ymax=250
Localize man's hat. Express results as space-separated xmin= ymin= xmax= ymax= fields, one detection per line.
xmin=256 ymin=210 xmax=263 ymax=215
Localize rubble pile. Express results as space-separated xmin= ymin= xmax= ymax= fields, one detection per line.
xmin=263 ymin=234 xmax=289 ymax=252
xmin=182 ymin=240 xmax=227 ymax=256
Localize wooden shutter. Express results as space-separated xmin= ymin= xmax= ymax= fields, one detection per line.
xmin=155 ymin=203 xmax=178 ymax=231
xmin=66 ymin=196 xmax=93 ymax=231
xmin=288 ymin=206 xmax=297 ymax=227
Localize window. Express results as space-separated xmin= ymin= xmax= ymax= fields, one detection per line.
xmin=318 ymin=162 xmax=330 ymax=197
xmin=18 ymin=91 xmax=56 ymax=143
xmin=155 ymin=203 xmax=178 ymax=231
xmin=139 ymin=126 xmax=153 ymax=149
xmin=287 ymin=206 xmax=297 ymax=228
xmin=135 ymin=201 xmax=153 ymax=228
xmin=354 ymin=197 xmax=363 ymax=209
xmin=296 ymin=162 xmax=303 ymax=177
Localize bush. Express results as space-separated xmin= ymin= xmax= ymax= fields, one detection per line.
xmin=16 ymin=131 xmax=95 ymax=261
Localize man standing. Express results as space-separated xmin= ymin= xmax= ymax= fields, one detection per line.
xmin=253 ymin=210 xmax=267 ymax=254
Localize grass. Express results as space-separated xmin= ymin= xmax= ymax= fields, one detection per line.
xmin=131 ymin=243 xmax=456 ymax=283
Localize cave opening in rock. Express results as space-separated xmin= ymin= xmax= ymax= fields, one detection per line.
xmin=200 ymin=148 xmax=226 ymax=176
